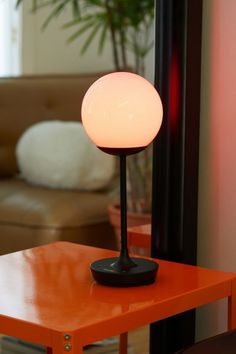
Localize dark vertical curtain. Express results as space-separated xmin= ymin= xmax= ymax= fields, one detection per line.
xmin=151 ymin=1 xmax=202 ymax=353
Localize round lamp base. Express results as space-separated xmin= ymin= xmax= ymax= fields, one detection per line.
xmin=90 ymin=257 xmax=159 ymax=287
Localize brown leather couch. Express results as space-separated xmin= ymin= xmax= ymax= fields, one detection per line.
xmin=0 ymin=74 xmax=117 ymax=255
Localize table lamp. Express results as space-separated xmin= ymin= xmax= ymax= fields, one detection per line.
xmin=81 ymin=72 xmax=163 ymax=287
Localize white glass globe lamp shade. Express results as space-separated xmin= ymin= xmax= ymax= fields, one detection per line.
xmin=81 ymin=72 xmax=163 ymax=153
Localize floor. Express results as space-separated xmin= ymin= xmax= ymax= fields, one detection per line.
xmin=85 ymin=326 xmax=149 ymax=354
xmin=127 ymin=326 xmax=149 ymax=354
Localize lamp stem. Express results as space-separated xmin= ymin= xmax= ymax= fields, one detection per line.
xmin=117 ymin=155 xmax=136 ymax=271
xmin=90 ymin=154 xmax=158 ymax=286
xmin=120 ymin=154 xmax=127 ymax=250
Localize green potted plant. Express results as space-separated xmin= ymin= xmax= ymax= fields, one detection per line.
xmin=16 ymin=0 xmax=155 ymax=233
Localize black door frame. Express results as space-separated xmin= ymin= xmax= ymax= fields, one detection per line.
xmin=151 ymin=1 xmax=202 ymax=353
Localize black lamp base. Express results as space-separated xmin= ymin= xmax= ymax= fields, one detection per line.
xmin=91 ymin=257 xmax=159 ymax=287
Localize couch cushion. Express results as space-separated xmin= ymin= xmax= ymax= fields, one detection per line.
xmin=16 ymin=120 xmax=115 ymax=191
xmin=0 ymin=178 xmax=111 ymax=228
xmin=0 ymin=221 xmax=116 ymax=255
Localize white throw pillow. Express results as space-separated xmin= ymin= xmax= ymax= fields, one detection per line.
xmin=16 ymin=120 xmax=116 ymax=191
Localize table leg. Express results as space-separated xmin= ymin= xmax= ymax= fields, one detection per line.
xmin=119 ymin=332 xmax=128 ymax=354
xmin=228 ymin=277 xmax=236 ymax=330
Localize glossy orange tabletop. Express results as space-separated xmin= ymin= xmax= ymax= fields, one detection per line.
xmin=0 ymin=241 xmax=235 ymax=354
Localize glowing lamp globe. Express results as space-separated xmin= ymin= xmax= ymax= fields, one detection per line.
xmin=81 ymin=72 xmax=163 ymax=287
xmin=82 ymin=72 xmax=163 ymax=153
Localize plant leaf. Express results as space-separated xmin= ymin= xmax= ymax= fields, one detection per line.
xmin=80 ymin=23 xmax=101 ymax=55
xmin=63 ymin=14 xmax=96 ymax=29
xmin=41 ymin=0 xmax=71 ymax=29
xmin=66 ymin=19 xmax=95 ymax=43
xmin=98 ymin=21 xmax=108 ymax=54
xmin=15 ymin=0 xmax=23 ymax=8
xmin=72 ymin=0 xmax=80 ymax=17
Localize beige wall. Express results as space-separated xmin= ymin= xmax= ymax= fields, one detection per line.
xmin=197 ymin=0 xmax=236 ymax=340
xmin=21 ymin=2 xmax=154 ymax=81
xmin=21 ymin=3 xmax=113 ymax=75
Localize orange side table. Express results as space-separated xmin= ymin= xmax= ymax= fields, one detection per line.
xmin=0 ymin=241 xmax=235 ymax=354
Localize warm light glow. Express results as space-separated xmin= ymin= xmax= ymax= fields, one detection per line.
xmin=81 ymin=72 xmax=163 ymax=148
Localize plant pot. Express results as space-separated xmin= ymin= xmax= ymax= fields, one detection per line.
xmin=108 ymin=204 xmax=151 ymax=255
